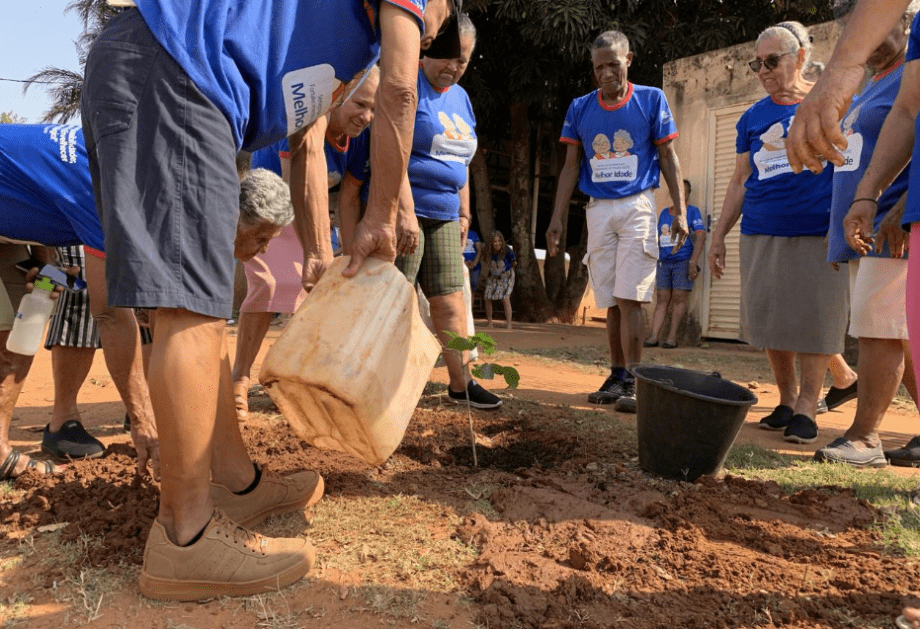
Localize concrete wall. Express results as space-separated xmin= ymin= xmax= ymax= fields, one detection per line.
xmin=654 ymin=21 xmax=840 ymax=344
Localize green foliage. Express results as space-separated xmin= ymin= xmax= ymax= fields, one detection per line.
xmin=463 ymin=0 xmax=834 ymax=139
xmin=0 ymin=111 xmax=26 ymax=124
xmin=22 ymin=0 xmax=114 ymax=124
xmin=443 ymin=331 xmax=518 ymax=389
xmin=471 ymin=362 xmax=520 ymax=389
xmin=444 ymin=331 xmax=496 ymax=355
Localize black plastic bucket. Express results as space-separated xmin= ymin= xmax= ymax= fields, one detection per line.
xmin=630 ymin=364 xmax=758 ymax=482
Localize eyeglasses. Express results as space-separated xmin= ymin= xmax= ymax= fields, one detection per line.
xmin=748 ymin=52 xmax=794 ymax=73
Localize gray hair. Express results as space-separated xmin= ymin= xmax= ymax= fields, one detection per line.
xmin=459 ymin=13 xmax=476 ymax=48
xmin=238 ymin=168 xmax=294 ymax=228
xmin=833 ymin=0 xmax=920 ymax=22
xmin=591 ymin=30 xmax=630 ymax=55
xmin=757 ymin=21 xmax=812 ymax=67
xmin=235 ymin=151 xmax=252 ymax=178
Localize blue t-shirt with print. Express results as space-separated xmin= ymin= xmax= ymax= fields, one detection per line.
xmin=0 ymin=124 xmax=105 ymax=251
xmin=407 ymin=68 xmax=478 ymax=221
xmin=134 ymin=0 xmax=426 ymax=152
xmin=560 ymin=84 xmax=678 ymax=200
xmin=829 ymin=62 xmax=909 ymax=262
xmin=736 ymin=97 xmax=833 ymax=237
xmin=490 ymin=245 xmax=516 ymax=272
xmin=901 ymin=11 xmax=920 ymax=227
xmin=658 ymin=204 xmax=705 ymax=262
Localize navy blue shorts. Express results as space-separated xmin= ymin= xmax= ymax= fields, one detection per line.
xmin=81 ymin=9 xmax=238 ymax=318
xmin=656 ymin=258 xmax=695 ymax=292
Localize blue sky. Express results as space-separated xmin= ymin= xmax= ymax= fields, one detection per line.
xmin=0 ymin=2 xmax=83 ymax=122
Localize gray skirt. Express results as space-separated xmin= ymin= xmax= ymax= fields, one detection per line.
xmin=740 ymin=234 xmax=848 ymax=355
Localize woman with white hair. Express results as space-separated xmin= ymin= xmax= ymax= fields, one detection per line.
xmin=708 ymin=22 xmax=850 ymax=445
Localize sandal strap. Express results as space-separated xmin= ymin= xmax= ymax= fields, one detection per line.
xmin=0 ymin=449 xmax=21 ymax=481
xmin=27 ymin=458 xmax=57 ymax=474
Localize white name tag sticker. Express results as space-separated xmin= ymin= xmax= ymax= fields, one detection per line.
xmin=283 ymin=65 xmax=341 ymax=135
xmin=590 ymin=154 xmax=638 ymax=182
xmin=835 ymin=133 xmax=864 ymax=172
xmin=753 ymin=148 xmax=793 ymax=180
xmin=430 ymin=134 xmax=477 ymax=165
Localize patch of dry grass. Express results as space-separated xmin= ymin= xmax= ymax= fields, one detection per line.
xmin=302 ymin=494 xmax=476 ymax=592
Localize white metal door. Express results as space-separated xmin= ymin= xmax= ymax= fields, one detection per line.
xmin=701 ymin=102 xmax=754 ymax=340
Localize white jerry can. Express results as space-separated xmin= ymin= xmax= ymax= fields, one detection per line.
xmin=260 ymin=256 xmax=441 ymax=465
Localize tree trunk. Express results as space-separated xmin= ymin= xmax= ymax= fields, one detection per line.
xmin=508 ymin=101 xmax=552 ymax=322
xmin=543 ymin=137 xmax=567 ymax=304
xmin=554 ymin=216 xmax=590 ymax=323
xmin=469 ymin=147 xmax=495 ymax=241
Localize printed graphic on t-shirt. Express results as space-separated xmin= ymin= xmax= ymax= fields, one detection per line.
xmin=589 ymin=130 xmax=638 ymax=182
xmin=659 ymin=223 xmax=676 ymax=248
xmin=43 ymin=125 xmax=79 ymax=165
xmin=753 ymin=120 xmax=793 ymax=180
xmin=283 ymin=64 xmax=341 ymax=135
xmin=430 ymin=111 xmax=477 ymax=164
xmin=836 ymin=104 xmax=864 ymax=172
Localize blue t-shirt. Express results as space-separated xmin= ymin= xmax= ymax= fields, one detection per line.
xmin=736 ymin=97 xmax=834 ymax=237
xmin=658 ymin=205 xmax=705 ymax=262
xmin=489 ymin=246 xmax=516 ymax=272
xmin=135 ymin=0 xmax=426 ymax=152
xmin=251 ymin=133 xmax=368 ymax=189
xmin=901 ymin=12 xmax=920 ymax=226
xmin=829 ymin=62 xmax=909 ymax=262
xmin=463 ymin=230 xmax=480 ymax=271
xmin=251 ymin=138 xmax=288 ymax=176
xmin=407 ymin=68 xmax=478 ymax=221
xmin=0 ymin=124 xmax=104 ymax=251
xmin=560 ymin=84 xmax=678 ymax=200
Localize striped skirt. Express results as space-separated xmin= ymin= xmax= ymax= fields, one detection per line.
xmin=43 ymin=246 xmax=152 ymax=349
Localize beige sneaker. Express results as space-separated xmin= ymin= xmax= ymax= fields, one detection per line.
xmin=139 ymin=510 xmax=314 ymax=601
xmin=211 ymin=466 xmax=324 ymax=528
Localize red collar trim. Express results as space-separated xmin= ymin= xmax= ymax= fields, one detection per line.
xmin=325 ymin=130 xmax=349 ymax=153
xmin=873 ymin=57 xmax=906 ymax=82
xmin=597 ymin=83 xmax=634 ymax=111
xmin=770 ymin=95 xmax=803 ymax=106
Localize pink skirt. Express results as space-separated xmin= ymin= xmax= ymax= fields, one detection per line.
xmin=240 ymin=224 xmax=307 ymax=313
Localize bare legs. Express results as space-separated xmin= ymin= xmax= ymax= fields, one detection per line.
xmin=83 ymin=255 xmax=155 ymax=435
xmin=148 ymin=309 xmax=253 ymax=545
xmin=647 ymin=289 xmax=670 ymax=345
xmin=609 ymin=299 xmax=643 ymax=369
xmin=429 ymin=291 xmax=470 ymax=392
xmin=0 ymin=330 xmax=36 ymax=476
xmin=646 ymin=289 xmax=689 ymax=346
xmin=765 ymin=349 xmax=828 ymax=418
xmin=667 ymin=290 xmax=689 ymax=345
xmin=827 ymin=353 xmax=858 ymax=389
xmin=49 ymin=346 xmax=95 ymax=430
xmin=501 ymin=297 xmax=512 ymax=328
xmin=230 ymin=311 xmax=273 ymax=418
xmin=843 ymin=338 xmax=904 ymax=448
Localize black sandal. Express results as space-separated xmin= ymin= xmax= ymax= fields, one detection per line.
xmin=0 ymin=449 xmax=58 ymax=481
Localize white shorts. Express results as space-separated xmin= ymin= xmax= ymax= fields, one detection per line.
xmin=584 ymin=190 xmax=658 ymax=308
xmin=848 ymin=256 xmax=908 ymax=340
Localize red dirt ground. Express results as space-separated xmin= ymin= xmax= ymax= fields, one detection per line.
xmin=2 ymin=321 xmax=920 ymax=628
